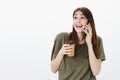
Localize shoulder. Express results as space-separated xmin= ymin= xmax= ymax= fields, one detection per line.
xmin=55 ymin=32 xmax=69 ymax=39
xmin=98 ymin=36 xmax=102 ymax=41
xmin=97 ymin=36 xmax=103 ymax=45
xmin=97 ymin=36 xmax=102 ymax=41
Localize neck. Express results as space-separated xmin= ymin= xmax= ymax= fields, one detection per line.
xmin=77 ymin=32 xmax=85 ymax=44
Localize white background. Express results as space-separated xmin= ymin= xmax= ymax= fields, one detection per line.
xmin=0 ymin=0 xmax=120 ymax=80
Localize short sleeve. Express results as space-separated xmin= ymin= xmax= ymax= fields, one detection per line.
xmin=51 ymin=33 xmax=64 ymax=61
xmin=98 ymin=37 xmax=106 ymax=61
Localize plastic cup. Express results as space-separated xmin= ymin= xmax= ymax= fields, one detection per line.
xmin=65 ymin=40 xmax=75 ymax=57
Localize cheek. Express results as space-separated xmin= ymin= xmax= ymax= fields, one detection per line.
xmin=82 ymin=19 xmax=88 ymax=24
xmin=82 ymin=20 xmax=87 ymax=24
xmin=82 ymin=22 xmax=88 ymax=27
xmin=73 ymin=21 xmax=75 ymax=25
xmin=73 ymin=20 xmax=77 ymax=24
xmin=82 ymin=23 xmax=87 ymax=29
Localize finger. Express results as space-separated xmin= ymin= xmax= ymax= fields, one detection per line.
xmin=63 ymin=44 xmax=71 ymax=47
xmin=87 ymin=27 xmax=92 ymax=35
xmin=64 ymin=50 xmax=73 ymax=54
xmin=83 ymin=29 xmax=88 ymax=35
xmin=85 ymin=27 xmax=90 ymax=33
xmin=66 ymin=49 xmax=73 ymax=52
xmin=87 ymin=26 xmax=92 ymax=31
xmin=85 ymin=26 xmax=92 ymax=34
xmin=65 ymin=46 xmax=73 ymax=50
xmin=86 ymin=23 xmax=92 ymax=31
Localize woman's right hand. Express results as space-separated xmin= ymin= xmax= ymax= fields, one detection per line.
xmin=51 ymin=43 xmax=73 ymax=73
xmin=59 ymin=44 xmax=73 ymax=55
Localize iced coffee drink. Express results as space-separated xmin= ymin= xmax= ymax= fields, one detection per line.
xmin=65 ymin=40 xmax=75 ymax=57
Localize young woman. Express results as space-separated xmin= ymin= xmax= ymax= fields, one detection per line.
xmin=51 ymin=7 xmax=106 ymax=80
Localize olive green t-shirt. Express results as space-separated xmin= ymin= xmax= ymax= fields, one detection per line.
xmin=51 ymin=32 xmax=106 ymax=80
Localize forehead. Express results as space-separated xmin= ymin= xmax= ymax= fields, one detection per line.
xmin=74 ymin=10 xmax=84 ymax=16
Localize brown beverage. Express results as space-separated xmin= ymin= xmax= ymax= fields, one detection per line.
xmin=65 ymin=40 xmax=75 ymax=57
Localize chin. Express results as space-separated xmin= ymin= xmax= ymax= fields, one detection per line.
xmin=76 ymin=30 xmax=83 ymax=33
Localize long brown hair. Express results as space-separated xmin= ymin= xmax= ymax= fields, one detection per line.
xmin=69 ymin=7 xmax=99 ymax=58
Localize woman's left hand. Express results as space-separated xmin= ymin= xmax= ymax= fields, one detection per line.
xmin=83 ymin=23 xmax=92 ymax=45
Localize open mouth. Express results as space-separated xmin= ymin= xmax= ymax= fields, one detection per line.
xmin=74 ymin=25 xmax=84 ymax=32
xmin=76 ymin=25 xmax=83 ymax=28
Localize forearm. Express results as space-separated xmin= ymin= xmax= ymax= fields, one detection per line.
xmin=88 ymin=43 xmax=101 ymax=76
xmin=51 ymin=50 xmax=64 ymax=73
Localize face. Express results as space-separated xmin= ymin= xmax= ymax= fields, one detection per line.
xmin=73 ymin=10 xmax=88 ymax=33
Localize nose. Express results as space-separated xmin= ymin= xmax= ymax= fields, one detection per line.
xmin=77 ymin=18 xmax=81 ymax=23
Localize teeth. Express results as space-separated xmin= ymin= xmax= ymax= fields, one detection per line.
xmin=76 ymin=26 xmax=82 ymax=27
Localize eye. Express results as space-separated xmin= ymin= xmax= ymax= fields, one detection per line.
xmin=81 ymin=16 xmax=85 ymax=19
xmin=73 ymin=16 xmax=77 ymax=19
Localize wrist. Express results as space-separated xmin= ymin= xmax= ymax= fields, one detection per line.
xmin=87 ymin=43 xmax=93 ymax=48
xmin=58 ymin=49 xmax=64 ymax=56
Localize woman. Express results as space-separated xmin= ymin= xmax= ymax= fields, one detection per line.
xmin=51 ymin=7 xmax=106 ymax=80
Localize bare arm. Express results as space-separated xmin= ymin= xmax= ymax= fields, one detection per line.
xmin=51 ymin=44 xmax=72 ymax=73
xmin=51 ymin=50 xmax=64 ymax=73
xmin=83 ymin=24 xmax=102 ymax=76
xmin=88 ymin=43 xmax=101 ymax=76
